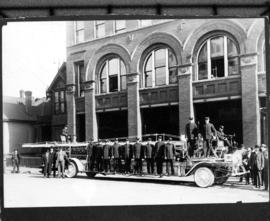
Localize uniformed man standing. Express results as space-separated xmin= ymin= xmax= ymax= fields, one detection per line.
xmin=111 ymin=138 xmax=120 ymax=173
xmin=122 ymin=138 xmax=132 ymax=174
xmin=56 ymin=147 xmax=68 ymax=178
xmin=95 ymin=139 xmax=104 ymax=172
xmin=202 ymin=117 xmax=217 ymax=158
xmin=165 ymin=137 xmax=176 ymax=175
xmin=11 ymin=149 xmax=20 ymax=173
xmin=103 ymin=139 xmax=111 ymax=173
xmin=144 ymin=138 xmax=155 ymax=174
xmin=154 ymin=136 xmax=165 ymax=177
xmin=86 ymin=138 xmax=95 ymax=171
xmin=185 ymin=117 xmax=198 ymax=157
xmin=133 ymin=137 xmax=143 ymax=175
xmin=42 ymin=148 xmax=54 ymax=178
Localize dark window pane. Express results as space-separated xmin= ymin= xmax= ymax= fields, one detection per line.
xmin=198 ymin=43 xmax=207 ymax=62
xmin=210 ymin=37 xmax=224 ymax=58
xmin=169 ymin=67 xmax=178 ymax=84
xmin=198 ymin=62 xmax=208 ymax=80
xmin=228 ymin=57 xmax=239 ymax=75
xmin=109 ymin=75 xmax=118 ymax=92
xmin=145 ymin=71 xmax=152 ymax=87
xmin=155 ymin=67 xmax=166 ymax=86
xmin=211 ymin=57 xmax=224 ymax=78
xmin=155 ymin=49 xmax=166 ymax=67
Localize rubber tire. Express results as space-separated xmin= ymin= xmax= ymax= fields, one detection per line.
xmin=65 ymin=161 xmax=78 ymax=178
xmin=194 ymin=167 xmax=215 ymax=188
xmin=86 ymin=172 xmax=97 ymax=178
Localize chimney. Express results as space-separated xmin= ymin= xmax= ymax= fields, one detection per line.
xmin=19 ymin=90 xmax=24 ymax=99
xmin=24 ymin=91 xmax=32 ymax=114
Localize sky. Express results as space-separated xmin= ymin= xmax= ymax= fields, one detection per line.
xmin=3 ymin=21 xmax=66 ymax=98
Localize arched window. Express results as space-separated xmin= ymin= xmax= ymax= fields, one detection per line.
xmin=98 ymin=57 xmax=126 ymax=94
xmin=197 ymin=36 xmax=239 ymax=81
xmin=143 ymin=47 xmax=177 ymax=88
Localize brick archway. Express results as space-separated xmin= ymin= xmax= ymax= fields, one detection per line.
xmin=183 ymin=20 xmax=247 ymax=64
xmin=130 ymin=32 xmax=183 ymax=74
xmin=85 ymin=44 xmax=131 ymax=81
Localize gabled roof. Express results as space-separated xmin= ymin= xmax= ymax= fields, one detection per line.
xmin=46 ymin=62 xmax=66 ymax=93
xmin=3 ymin=99 xmax=36 ymax=122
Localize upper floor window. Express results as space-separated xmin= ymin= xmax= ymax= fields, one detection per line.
xmin=95 ymin=20 xmax=105 ymax=38
xmin=115 ymin=20 xmax=126 ymax=34
xmin=54 ymin=91 xmax=66 ymax=114
xmin=75 ymin=21 xmax=84 ymax=44
xmin=98 ymin=57 xmax=127 ymax=94
xmin=197 ymin=35 xmax=239 ymax=81
xmin=142 ymin=47 xmax=177 ymax=88
xmin=138 ymin=20 xmax=152 ymax=28
xmin=74 ymin=61 xmax=85 ymax=97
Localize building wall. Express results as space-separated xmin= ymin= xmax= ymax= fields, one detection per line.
xmin=65 ymin=18 xmax=267 ymax=146
xmin=3 ymin=121 xmax=36 ymax=155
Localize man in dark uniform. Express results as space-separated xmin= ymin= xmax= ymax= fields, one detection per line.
xmin=11 ymin=149 xmax=21 ymax=173
xmin=185 ymin=117 xmax=198 ymax=157
xmin=216 ymin=125 xmax=231 ymax=148
xmin=42 ymin=148 xmax=55 ymax=178
xmin=143 ymin=138 xmax=155 ymax=174
xmin=133 ymin=137 xmax=143 ymax=175
xmin=202 ymin=117 xmax=217 ymax=157
xmin=95 ymin=139 xmax=104 ymax=172
xmin=165 ymin=137 xmax=176 ymax=176
xmin=121 ymin=138 xmax=132 ymax=174
xmin=103 ymin=139 xmax=111 ymax=173
xmin=154 ymin=136 xmax=165 ymax=177
xmin=111 ymin=138 xmax=120 ymax=173
xmin=249 ymin=145 xmax=258 ymax=187
xmin=86 ymin=138 xmax=95 ymax=171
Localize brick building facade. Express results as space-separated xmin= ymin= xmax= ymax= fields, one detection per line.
xmin=63 ymin=18 xmax=268 ymax=147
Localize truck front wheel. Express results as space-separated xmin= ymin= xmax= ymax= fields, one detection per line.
xmin=65 ymin=161 xmax=78 ymax=178
xmin=194 ymin=167 xmax=215 ymax=188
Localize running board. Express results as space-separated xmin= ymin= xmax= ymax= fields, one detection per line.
xmin=94 ymin=173 xmax=195 ymax=182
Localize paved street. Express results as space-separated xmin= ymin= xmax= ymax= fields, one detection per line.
xmin=4 ymin=167 xmax=269 ymax=208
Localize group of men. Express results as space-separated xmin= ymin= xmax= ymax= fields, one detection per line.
xmin=185 ymin=116 xmax=233 ymax=158
xmin=42 ymin=147 xmax=69 ymax=178
xmin=236 ymin=144 xmax=269 ymax=190
xmin=86 ymin=136 xmax=180 ymax=177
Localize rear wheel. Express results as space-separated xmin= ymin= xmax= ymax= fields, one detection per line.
xmin=65 ymin=161 xmax=78 ymax=178
xmin=194 ymin=167 xmax=215 ymax=188
xmin=86 ymin=172 xmax=97 ymax=178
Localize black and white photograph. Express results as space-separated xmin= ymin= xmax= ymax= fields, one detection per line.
xmin=2 ymin=17 xmax=269 ymax=209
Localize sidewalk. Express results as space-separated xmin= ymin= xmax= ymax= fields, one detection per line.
xmin=4 ymin=166 xmax=41 ymax=175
